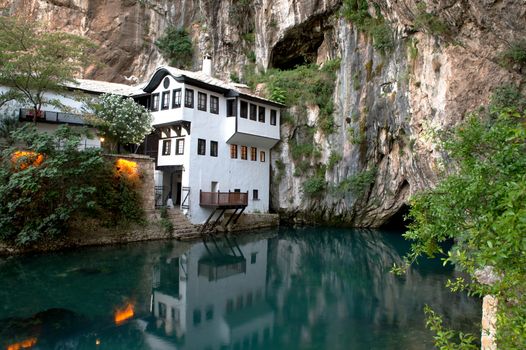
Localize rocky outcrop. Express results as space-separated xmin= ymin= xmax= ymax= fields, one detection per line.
xmin=2 ymin=0 xmax=524 ymax=226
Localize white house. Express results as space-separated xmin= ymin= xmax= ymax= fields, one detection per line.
xmin=0 ymin=80 xmax=140 ymax=149
xmin=134 ymin=60 xmax=283 ymax=225
xmin=146 ymin=237 xmax=274 ymax=349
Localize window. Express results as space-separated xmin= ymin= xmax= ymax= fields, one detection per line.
xmin=240 ymin=101 xmax=248 ymax=118
xmin=210 ymin=95 xmax=219 ymax=114
xmin=258 ymin=106 xmax=265 ymax=122
xmin=253 ymin=189 xmax=259 ymax=200
xmin=193 ymin=309 xmax=202 ymax=325
xmin=172 ymin=89 xmax=181 ymax=108
xmin=163 ymin=76 xmax=170 ymax=89
xmin=185 ymin=88 xmax=194 ymax=108
xmin=270 ymin=109 xmax=277 ymax=125
xmin=198 ymin=92 xmax=207 ymax=111
xmin=251 ymin=252 xmax=257 ymax=264
xmin=159 ymin=302 xmax=167 ymax=318
xmin=162 ymin=140 xmax=171 ymax=155
xmin=161 ymin=91 xmax=170 ymax=110
xmin=176 ymin=138 xmax=185 ymax=155
xmin=198 ymin=139 xmax=206 ymax=155
xmin=260 ymin=151 xmax=265 ymax=162
xmin=151 ymin=93 xmax=159 ymax=111
xmin=249 ymin=104 xmax=257 ymax=120
xmin=227 ymin=99 xmax=237 ymax=117
xmin=241 ymin=146 xmax=247 ymax=160
xmin=230 ymin=144 xmax=238 ymax=159
xmin=236 ymin=295 xmax=244 ymax=310
xmin=210 ymin=141 xmax=218 ymax=157
xmin=250 ymin=147 xmax=257 ymax=161
xmin=205 ymin=305 xmax=214 ymax=321
xmin=226 ymin=299 xmax=234 ymax=314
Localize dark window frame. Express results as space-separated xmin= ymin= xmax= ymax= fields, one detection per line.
xmin=198 ymin=92 xmax=207 ymax=111
xmin=162 ymin=139 xmax=171 ymax=155
xmin=210 ymin=140 xmax=218 ymax=157
xmin=240 ymin=146 xmax=247 ymax=160
xmin=197 ymin=138 xmax=206 ymax=155
xmin=185 ymin=88 xmax=194 ymax=108
xmin=260 ymin=150 xmax=265 ymax=162
xmin=227 ymin=99 xmax=237 ymax=117
xmin=250 ymin=147 xmax=257 ymax=161
xmin=249 ymin=104 xmax=257 ymax=121
xmin=230 ymin=144 xmax=238 ymax=159
xmin=258 ymin=106 xmax=265 ymax=123
xmin=161 ymin=91 xmax=170 ymax=110
xmin=151 ymin=93 xmax=160 ymax=111
xmin=172 ymin=89 xmax=182 ymax=108
xmin=175 ymin=138 xmax=185 ymax=155
xmin=240 ymin=100 xmax=248 ymax=119
xmin=210 ymin=95 xmax=219 ymax=114
xmin=270 ymin=109 xmax=277 ymax=125
xmin=253 ymin=189 xmax=259 ymax=200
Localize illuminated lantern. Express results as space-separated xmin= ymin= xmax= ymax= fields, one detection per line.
xmin=11 ymin=151 xmax=44 ymax=170
xmin=115 ymin=158 xmax=139 ymax=181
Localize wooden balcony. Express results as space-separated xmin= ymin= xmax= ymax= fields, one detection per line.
xmin=200 ymin=191 xmax=248 ymax=208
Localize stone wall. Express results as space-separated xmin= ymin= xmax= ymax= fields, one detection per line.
xmin=225 ymin=213 xmax=280 ymax=232
xmin=105 ymin=154 xmax=156 ymax=211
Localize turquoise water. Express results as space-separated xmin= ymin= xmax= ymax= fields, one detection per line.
xmin=0 ymin=227 xmax=481 ymax=350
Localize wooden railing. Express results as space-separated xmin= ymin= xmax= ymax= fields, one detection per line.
xmin=200 ymin=191 xmax=248 ymax=207
xmin=19 ymin=108 xmax=85 ymax=125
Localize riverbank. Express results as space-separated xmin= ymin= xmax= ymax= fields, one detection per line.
xmin=0 ymin=211 xmax=279 ymax=256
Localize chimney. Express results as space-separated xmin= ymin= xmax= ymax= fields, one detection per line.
xmin=202 ymin=55 xmax=212 ymax=76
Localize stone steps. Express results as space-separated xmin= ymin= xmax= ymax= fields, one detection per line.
xmin=162 ymin=209 xmax=200 ymax=239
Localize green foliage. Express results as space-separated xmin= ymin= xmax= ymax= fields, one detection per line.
xmin=400 ymin=87 xmax=526 ymax=349
xmin=342 ymin=0 xmax=394 ymax=53
xmin=246 ymin=50 xmax=256 ymax=63
xmin=0 ymin=115 xmax=21 ymax=147
xmin=230 ymin=73 xmax=240 ymax=83
xmin=247 ymin=61 xmax=339 ymax=136
xmin=159 ymin=207 xmax=174 ymax=233
xmin=327 ymin=151 xmax=342 ymax=169
xmin=333 ymin=167 xmax=377 ymax=197
xmin=274 ymin=158 xmax=286 ymax=182
xmin=290 ymin=142 xmax=320 ymax=161
xmin=499 ymin=40 xmax=526 ymax=72
xmin=0 ymin=126 xmax=144 ymax=245
xmin=352 ymin=72 xmax=361 ymax=90
xmin=155 ymin=27 xmax=193 ymax=69
xmin=413 ymin=3 xmax=450 ymax=36
xmin=86 ymin=93 xmax=153 ymax=151
xmin=0 ymin=16 xmax=94 ymax=116
xmin=302 ymin=175 xmax=326 ymax=197
xmin=424 ymin=306 xmax=478 ymax=350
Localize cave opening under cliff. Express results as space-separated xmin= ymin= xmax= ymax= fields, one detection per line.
xmin=269 ymin=16 xmax=327 ymax=70
xmin=382 ymin=204 xmax=410 ymax=230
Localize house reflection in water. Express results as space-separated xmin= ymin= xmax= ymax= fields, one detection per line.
xmin=145 ymin=237 xmax=274 ymax=350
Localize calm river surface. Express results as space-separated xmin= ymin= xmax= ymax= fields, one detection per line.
xmin=0 ymin=227 xmax=481 ymax=350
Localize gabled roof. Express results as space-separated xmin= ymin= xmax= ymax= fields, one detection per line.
xmin=142 ymin=66 xmax=286 ymax=108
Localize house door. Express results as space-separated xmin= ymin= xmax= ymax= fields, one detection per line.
xmin=175 ymin=182 xmax=182 ymax=205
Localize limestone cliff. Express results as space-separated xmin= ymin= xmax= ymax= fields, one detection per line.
xmin=2 ymin=0 xmax=524 ymax=226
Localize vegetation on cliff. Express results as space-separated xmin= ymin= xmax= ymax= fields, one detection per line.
xmin=398 ymin=86 xmax=526 ymax=349
xmin=155 ymin=27 xmax=194 ymax=69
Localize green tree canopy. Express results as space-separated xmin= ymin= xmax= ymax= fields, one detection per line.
xmin=86 ymin=93 xmax=153 ymax=151
xmin=399 ymin=86 xmax=526 ymax=349
xmin=0 ymin=15 xmax=94 ymax=117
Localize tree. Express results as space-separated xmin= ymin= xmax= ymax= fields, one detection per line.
xmin=86 ymin=93 xmax=153 ymax=152
xmin=0 ymin=15 xmax=94 ymax=120
xmin=155 ymin=27 xmax=194 ymax=69
xmin=397 ymin=86 xmax=526 ymax=349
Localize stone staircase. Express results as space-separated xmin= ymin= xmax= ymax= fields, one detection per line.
xmin=164 ymin=209 xmax=201 ymax=241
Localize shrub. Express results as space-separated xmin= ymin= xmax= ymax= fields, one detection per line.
xmin=155 ymin=27 xmax=194 ymax=69
xmin=413 ymin=3 xmax=450 ymax=36
xmin=303 ymin=175 xmax=326 ymax=197
xmin=499 ymin=39 xmax=526 ymax=71
xmin=333 ymin=167 xmax=377 ymax=197
xmin=398 ymin=88 xmax=526 ymax=349
xmin=0 ymin=126 xmax=145 ymax=244
xmin=327 ymin=151 xmax=342 ymax=169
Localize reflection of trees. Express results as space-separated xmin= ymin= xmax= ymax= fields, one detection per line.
xmin=267 ymin=227 xmax=481 ymax=350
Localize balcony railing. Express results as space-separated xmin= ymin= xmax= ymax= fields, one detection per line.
xmin=19 ymin=108 xmax=85 ymax=125
xmin=200 ymin=191 xmax=248 ymax=207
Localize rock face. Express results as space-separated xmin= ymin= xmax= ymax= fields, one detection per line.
xmin=2 ymin=0 xmax=524 ymax=226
